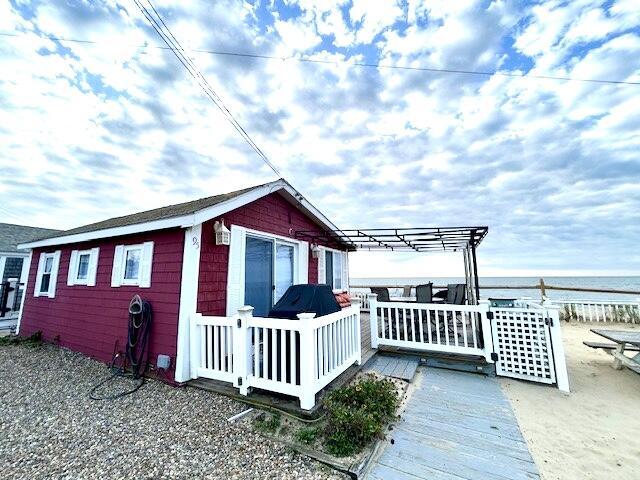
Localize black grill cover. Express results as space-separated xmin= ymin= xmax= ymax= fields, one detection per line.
xmin=268 ymin=284 xmax=341 ymax=319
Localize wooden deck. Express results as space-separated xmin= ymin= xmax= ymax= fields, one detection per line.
xmin=364 ymin=354 xmax=420 ymax=381
xmin=367 ymin=368 xmax=539 ymax=480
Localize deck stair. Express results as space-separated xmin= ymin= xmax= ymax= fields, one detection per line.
xmin=378 ymin=346 xmax=496 ymax=377
xmin=364 ymin=354 xmax=420 ymax=381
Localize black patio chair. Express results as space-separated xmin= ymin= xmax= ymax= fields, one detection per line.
xmin=445 ymin=283 xmax=467 ymax=305
xmin=415 ymin=283 xmax=433 ymax=303
xmin=370 ymin=287 xmax=391 ymax=302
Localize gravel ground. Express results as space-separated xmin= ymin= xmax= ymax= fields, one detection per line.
xmin=0 ymin=344 xmax=346 ymax=480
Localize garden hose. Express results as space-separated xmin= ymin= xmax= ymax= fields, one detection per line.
xmin=90 ymin=295 xmax=152 ymax=400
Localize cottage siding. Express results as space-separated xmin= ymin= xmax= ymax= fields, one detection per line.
xmin=197 ymin=192 xmax=344 ymax=316
xmin=19 ymin=228 xmax=184 ymax=380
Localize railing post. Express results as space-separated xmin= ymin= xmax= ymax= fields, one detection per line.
xmin=479 ymin=300 xmax=494 ymax=363
xmin=544 ymin=303 xmax=570 ymax=393
xmin=297 ymin=312 xmax=317 ymax=410
xmin=189 ymin=312 xmax=201 ymax=379
xmin=368 ymin=293 xmax=379 ymax=349
xmin=235 ymin=306 xmax=254 ymax=396
xmin=350 ymin=298 xmax=362 ymax=365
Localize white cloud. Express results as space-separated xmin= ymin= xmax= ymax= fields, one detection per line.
xmin=0 ymin=0 xmax=638 ymax=277
xmin=349 ymin=0 xmax=404 ymax=44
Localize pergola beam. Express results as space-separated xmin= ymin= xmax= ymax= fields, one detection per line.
xmin=295 ymin=226 xmax=488 ymax=253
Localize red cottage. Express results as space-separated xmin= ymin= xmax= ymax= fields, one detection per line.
xmin=18 ymin=179 xmax=357 ymax=408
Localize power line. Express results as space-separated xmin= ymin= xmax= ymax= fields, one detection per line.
xmin=1 ymin=30 xmax=639 ymax=86
xmin=131 ymin=0 xmax=282 ymax=178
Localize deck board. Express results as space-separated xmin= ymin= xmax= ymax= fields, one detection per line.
xmin=366 ymin=368 xmax=539 ymax=480
xmin=364 ymin=354 xmax=420 ymax=381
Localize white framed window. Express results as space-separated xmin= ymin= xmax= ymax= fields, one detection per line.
xmin=318 ymin=247 xmax=349 ymax=292
xmin=67 ymin=248 xmax=100 ymax=286
xmin=111 ymin=242 xmax=154 ymax=288
xmin=34 ymin=251 xmax=61 ymax=298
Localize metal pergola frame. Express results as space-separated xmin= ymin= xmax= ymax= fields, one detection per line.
xmin=295 ymin=226 xmax=488 ymax=304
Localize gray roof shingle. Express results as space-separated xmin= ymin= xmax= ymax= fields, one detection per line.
xmin=0 ymin=223 xmax=63 ymax=253
xmin=25 ymin=181 xmax=278 ymax=244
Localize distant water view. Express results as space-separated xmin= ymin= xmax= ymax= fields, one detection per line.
xmin=350 ymin=277 xmax=640 ymax=302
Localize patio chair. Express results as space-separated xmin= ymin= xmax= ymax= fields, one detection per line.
xmin=426 ymin=284 xmax=467 ymax=344
xmin=402 ymin=285 xmax=413 ymax=298
xmin=445 ymin=283 xmax=467 ymax=305
xmin=370 ymin=287 xmax=400 ymax=339
xmin=370 ymin=287 xmax=391 ymax=302
xmin=415 ymin=283 xmax=433 ymax=303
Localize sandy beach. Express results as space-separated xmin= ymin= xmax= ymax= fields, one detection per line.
xmin=500 ymin=322 xmax=640 ymax=480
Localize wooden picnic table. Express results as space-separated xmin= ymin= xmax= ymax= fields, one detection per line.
xmin=591 ymin=329 xmax=640 ymax=374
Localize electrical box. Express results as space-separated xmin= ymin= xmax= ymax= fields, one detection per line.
xmin=156 ymin=354 xmax=171 ymax=370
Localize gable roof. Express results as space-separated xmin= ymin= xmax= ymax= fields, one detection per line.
xmin=0 ymin=223 xmax=62 ymax=253
xmin=19 ymin=179 xmax=343 ymax=249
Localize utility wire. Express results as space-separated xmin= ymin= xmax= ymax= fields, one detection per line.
xmin=1 ymin=30 xmax=639 ymax=86
xmin=131 ymin=0 xmax=282 ymax=178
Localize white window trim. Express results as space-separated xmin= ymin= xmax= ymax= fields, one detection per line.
xmin=34 ymin=251 xmax=61 ymax=298
xmin=318 ymin=246 xmax=348 ymax=292
xmin=226 ymin=225 xmax=309 ymax=316
xmin=245 ymin=232 xmax=300 ymax=305
xmin=67 ymin=248 xmax=99 ymax=286
xmin=111 ymin=242 xmax=154 ymax=288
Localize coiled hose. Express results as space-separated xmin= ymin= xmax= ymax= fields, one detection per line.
xmin=90 ymin=295 xmax=152 ymax=400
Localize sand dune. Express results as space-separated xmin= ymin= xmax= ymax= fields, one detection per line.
xmin=500 ymin=322 xmax=640 ymax=480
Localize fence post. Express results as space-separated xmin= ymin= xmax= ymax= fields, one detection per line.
xmin=545 ymin=303 xmax=570 ymax=393
xmin=297 ymin=312 xmax=317 ymax=410
xmin=235 ymin=306 xmax=254 ymax=396
xmin=350 ymin=298 xmax=362 ymax=365
xmin=479 ymin=300 xmax=494 ymax=364
xmin=368 ymin=293 xmax=379 ymax=349
xmin=189 ymin=313 xmax=201 ymax=379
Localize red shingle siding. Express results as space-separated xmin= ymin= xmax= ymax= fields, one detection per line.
xmin=19 ymin=229 xmax=184 ymax=381
xmin=197 ymin=192 xmax=343 ymax=316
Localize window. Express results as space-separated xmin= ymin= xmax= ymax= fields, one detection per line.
xmin=40 ymin=255 xmax=54 ymax=293
xmin=34 ymin=251 xmax=61 ymax=298
xmin=77 ymin=254 xmax=90 ymax=280
xmin=123 ymin=246 xmax=142 ymax=282
xmin=111 ymin=242 xmax=154 ymax=288
xmin=67 ymin=248 xmax=99 ymax=286
xmin=2 ymin=257 xmax=24 ymax=282
xmin=321 ymin=248 xmax=347 ymax=291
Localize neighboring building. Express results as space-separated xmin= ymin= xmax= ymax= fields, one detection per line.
xmin=0 ymin=223 xmax=61 ymax=325
xmin=17 ymin=179 xmax=351 ymax=383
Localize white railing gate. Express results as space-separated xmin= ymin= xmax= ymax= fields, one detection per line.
xmin=489 ymin=303 xmax=569 ymax=392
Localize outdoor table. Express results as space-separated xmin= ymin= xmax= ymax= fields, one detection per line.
xmin=591 ymin=329 xmax=640 ymax=374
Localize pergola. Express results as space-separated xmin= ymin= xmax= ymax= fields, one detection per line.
xmin=295 ymin=226 xmax=489 ymax=304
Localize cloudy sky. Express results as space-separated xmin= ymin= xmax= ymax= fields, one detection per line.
xmin=1 ymin=0 xmax=639 ymax=278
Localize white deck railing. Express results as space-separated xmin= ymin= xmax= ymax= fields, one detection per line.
xmin=368 ymin=294 xmax=493 ymax=363
xmin=191 ymin=302 xmax=361 ymax=410
xmin=552 ymin=299 xmax=640 ymax=324
xmin=350 ymin=289 xmax=370 ymax=310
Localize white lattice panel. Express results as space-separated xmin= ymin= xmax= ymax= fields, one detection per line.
xmin=491 ymin=308 xmax=556 ymax=384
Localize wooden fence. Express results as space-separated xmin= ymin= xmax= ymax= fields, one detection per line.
xmin=553 ymin=299 xmax=640 ymax=324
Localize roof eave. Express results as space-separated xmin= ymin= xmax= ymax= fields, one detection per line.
xmin=18 ymin=179 xmax=344 ymax=250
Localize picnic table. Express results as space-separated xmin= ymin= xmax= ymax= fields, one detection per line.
xmin=590 ymin=329 xmax=640 ymax=374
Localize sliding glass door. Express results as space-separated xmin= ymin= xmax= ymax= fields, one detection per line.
xmin=245 ymin=237 xmax=274 ymax=317
xmin=244 ymin=235 xmax=296 ymax=316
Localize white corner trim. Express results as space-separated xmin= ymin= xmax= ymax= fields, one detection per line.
xmin=15 ymin=251 xmax=32 ymax=335
xmin=174 ymin=223 xmax=202 ymax=383
xmin=17 ymin=179 xmax=345 ymax=250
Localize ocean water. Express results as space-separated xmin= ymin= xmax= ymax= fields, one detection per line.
xmin=349 ymin=276 xmax=640 ymax=302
